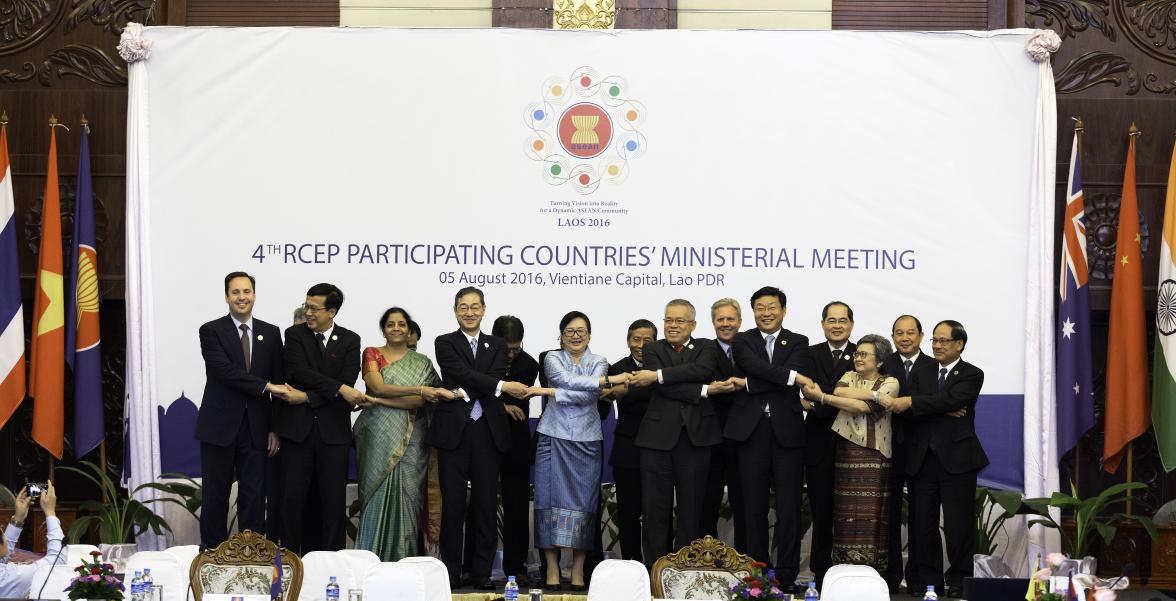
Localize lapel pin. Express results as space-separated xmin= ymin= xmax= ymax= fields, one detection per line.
xmin=687 ymin=343 xmax=694 ymax=350
xmin=257 ymin=334 xmax=264 ymax=341
xmin=331 ymin=335 xmax=338 ymax=341
xmin=953 ymin=370 xmax=959 ymax=376
xmin=781 ymin=340 xmax=787 ymax=346
xmin=843 ymin=354 xmax=851 ymax=361
xmin=484 ymin=342 xmax=490 ymax=348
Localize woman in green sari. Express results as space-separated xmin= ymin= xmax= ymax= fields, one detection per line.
xmin=355 ymin=306 xmax=454 ymax=560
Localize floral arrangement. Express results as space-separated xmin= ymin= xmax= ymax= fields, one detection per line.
xmin=65 ymin=550 xmax=125 ymax=600
xmin=729 ymin=561 xmax=786 ymax=600
xmin=1030 ymin=553 xmax=1116 ymax=601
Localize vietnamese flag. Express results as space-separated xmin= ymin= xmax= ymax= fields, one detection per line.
xmin=29 ymin=120 xmax=65 ymax=459
xmin=1104 ymin=124 xmax=1150 ymax=474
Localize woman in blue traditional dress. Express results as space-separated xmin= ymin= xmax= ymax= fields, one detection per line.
xmin=354 ymin=306 xmax=453 ymax=561
xmin=529 ymin=310 xmax=629 ymax=591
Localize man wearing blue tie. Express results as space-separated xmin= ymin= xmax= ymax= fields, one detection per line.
xmin=429 ymin=286 xmax=530 ymax=589
xmin=885 ymin=320 xmax=986 ymax=599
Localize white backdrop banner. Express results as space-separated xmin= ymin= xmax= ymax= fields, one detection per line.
xmin=133 ymin=27 xmax=1045 ymax=494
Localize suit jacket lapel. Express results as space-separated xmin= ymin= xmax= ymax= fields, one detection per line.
xmin=221 ymin=316 xmax=249 ymax=372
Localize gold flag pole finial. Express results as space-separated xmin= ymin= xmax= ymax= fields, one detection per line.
xmin=48 ymin=114 xmax=57 ymax=126
xmin=80 ymin=114 xmax=89 ymax=133
xmin=1129 ymin=122 xmax=1141 ymax=137
xmin=1073 ymin=117 xmax=1083 ymax=132
xmin=0 ymin=110 xmax=8 ymax=125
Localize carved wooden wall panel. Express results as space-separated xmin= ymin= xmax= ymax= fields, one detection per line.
xmin=171 ymin=0 xmax=339 ymax=26
xmin=833 ymin=0 xmax=990 ymax=29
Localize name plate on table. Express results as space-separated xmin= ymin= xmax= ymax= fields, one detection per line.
xmin=203 ymin=595 xmax=272 ymax=601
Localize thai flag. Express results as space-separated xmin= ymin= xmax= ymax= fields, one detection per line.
xmin=1056 ymin=130 xmax=1096 ymax=457
xmin=0 ymin=121 xmax=25 ymax=431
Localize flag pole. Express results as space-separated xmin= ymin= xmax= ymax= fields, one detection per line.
xmin=1073 ymin=116 xmax=1084 ymax=494
xmin=1125 ymin=121 xmax=1142 ymax=517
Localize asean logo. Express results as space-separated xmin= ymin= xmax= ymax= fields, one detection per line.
xmin=524 ymin=67 xmax=647 ymax=194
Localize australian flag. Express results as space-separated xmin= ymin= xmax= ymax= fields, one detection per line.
xmin=1056 ymin=129 xmax=1096 ymax=457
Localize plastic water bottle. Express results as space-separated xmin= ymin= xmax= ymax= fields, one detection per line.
xmin=141 ymin=568 xmax=154 ymax=601
xmin=804 ymin=581 xmax=819 ymax=601
xmin=326 ymin=576 xmax=340 ymax=601
xmin=129 ymin=571 xmax=143 ymax=601
xmin=504 ymin=575 xmax=519 ymax=601
xmin=923 ymin=585 xmax=939 ymax=600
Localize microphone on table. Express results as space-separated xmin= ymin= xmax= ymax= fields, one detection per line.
xmin=1105 ymin=562 xmax=1135 ymax=590
xmin=34 ymin=543 xmax=68 ymax=601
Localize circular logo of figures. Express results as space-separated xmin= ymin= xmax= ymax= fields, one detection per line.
xmin=558 ymin=103 xmax=613 ymax=159
xmin=524 ymin=67 xmax=647 ymax=195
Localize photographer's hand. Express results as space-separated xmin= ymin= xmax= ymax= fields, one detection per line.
xmin=13 ymin=488 xmax=30 ymax=525
xmin=40 ymin=481 xmax=57 ymax=518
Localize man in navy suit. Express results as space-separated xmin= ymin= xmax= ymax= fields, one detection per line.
xmin=196 ymin=271 xmax=287 ymax=549
xmin=276 ymin=282 xmax=362 ymax=554
xmin=803 ymin=301 xmax=857 ymax=587
xmin=430 ymin=286 xmax=530 ymax=589
xmin=724 ymin=286 xmax=815 ymax=591
xmin=883 ymin=314 xmax=934 ymax=593
xmin=884 ymin=320 xmax=986 ymax=598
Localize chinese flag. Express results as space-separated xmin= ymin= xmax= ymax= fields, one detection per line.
xmin=1104 ymin=125 xmax=1150 ymax=474
xmin=29 ymin=123 xmax=65 ymax=459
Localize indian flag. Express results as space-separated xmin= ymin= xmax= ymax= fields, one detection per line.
xmin=1155 ymin=138 xmax=1176 ymax=472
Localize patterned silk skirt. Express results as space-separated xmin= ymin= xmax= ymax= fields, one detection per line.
xmin=831 ymin=437 xmax=891 ymax=572
xmin=534 ymin=434 xmax=602 ymax=550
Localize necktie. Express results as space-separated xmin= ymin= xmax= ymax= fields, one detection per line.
xmin=672 ymin=344 xmax=684 ymax=352
xmin=316 ymin=332 xmax=326 ymax=358
xmin=725 ymin=346 xmax=733 ymax=365
xmin=468 ymin=336 xmax=483 ymax=421
xmin=240 ymin=324 xmax=251 ymax=371
xmin=832 ymin=349 xmax=840 ymax=363
xmin=938 ymin=367 xmax=947 ymax=391
xmin=904 ymin=359 xmax=912 ymax=378
xmin=766 ymin=335 xmax=775 ymax=362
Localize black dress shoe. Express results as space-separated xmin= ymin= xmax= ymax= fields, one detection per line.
xmin=907 ymin=584 xmax=925 ymax=597
xmin=543 ymin=581 xmax=562 ymax=591
xmin=945 ymin=585 xmax=963 ymax=599
xmin=475 ymin=578 xmax=496 ymax=591
xmin=569 ymin=583 xmax=587 ymax=592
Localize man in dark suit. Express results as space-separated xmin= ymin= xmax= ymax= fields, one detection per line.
xmin=275 ymin=282 xmax=363 ymax=554
xmin=196 ymin=271 xmax=287 ymax=549
xmin=629 ymin=299 xmax=727 ymax=566
xmin=468 ymin=315 xmax=537 ymax=585
xmin=724 ymin=286 xmax=815 ymax=591
xmin=882 ymin=314 xmax=934 ymax=593
xmin=430 ymin=286 xmax=529 ymax=589
xmin=803 ymin=301 xmax=857 ymax=587
xmin=606 ymin=319 xmax=657 ymax=562
xmin=702 ymin=298 xmax=746 ymax=552
xmin=885 ymin=320 xmax=986 ymax=599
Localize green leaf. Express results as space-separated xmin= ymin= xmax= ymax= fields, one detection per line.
xmin=68 ymin=515 xmax=97 ymax=543
xmin=1093 ymin=520 xmax=1115 ymax=544
xmin=990 ymin=489 xmax=1025 ymax=516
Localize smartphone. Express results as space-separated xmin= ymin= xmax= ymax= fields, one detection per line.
xmin=24 ymin=483 xmax=47 ymax=500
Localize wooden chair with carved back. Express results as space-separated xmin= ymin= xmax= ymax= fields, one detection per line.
xmin=650 ymin=535 xmax=757 ymax=600
xmin=189 ymin=530 xmax=302 ymax=601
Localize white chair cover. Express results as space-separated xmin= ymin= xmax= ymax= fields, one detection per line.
xmin=125 ymin=551 xmax=184 ymax=601
xmin=336 ymin=550 xmax=380 ymax=588
xmin=29 ymin=563 xmax=76 ymax=600
xmin=587 ymin=559 xmax=650 ymax=601
xmin=820 ymin=564 xmax=889 ymax=601
xmin=163 ymin=545 xmax=200 ymax=601
xmin=66 ymin=544 xmax=101 ymax=567
xmin=360 ymin=563 xmax=426 ymax=601
xmin=300 ymin=551 xmax=359 ymax=601
xmin=397 ymin=556 xmax=451 ymax=601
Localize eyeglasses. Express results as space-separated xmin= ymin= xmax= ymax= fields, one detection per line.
xmin=562 ymin=328 xmax=588 ymax=337
xmin=824 ymin=318 xmax=851 ymax=325
xmin=663 ymin=318 xmax=694 ymax=326
xmin=852 ymin=351 xmax=872 ymax=359
xmin=303 ymin=304 xmax=328 ymax=314
xmin=930 ymin=337 xmax=959 ymax=345
xmin=456 ymin=304 xmax=483 ymax=314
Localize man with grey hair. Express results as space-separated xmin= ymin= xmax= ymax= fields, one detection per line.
xmin=702 ymin=297 xmax=747 ymax=551
xmin=630 ymin=299 xmax=730 ymax=565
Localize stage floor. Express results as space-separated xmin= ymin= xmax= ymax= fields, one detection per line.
xmin=448 ymin=588 xmax=1176 ymax=600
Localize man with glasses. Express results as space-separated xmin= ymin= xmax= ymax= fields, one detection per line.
xmin=277 ymin=282 xmax=362 ymax=553
xmin=724 ymin=286 xmax=815 ymax=594
xmin=629 ymin=299 xmax=728 ymax=565
xmin=883 ymin=320 xmax=986 ymax=599
xmin=430 ymin=287 xmax=530 ymax=589
xmin=197 ymin=271 xmax=288 ymax=549
xmin=804 ymin=301 xmax=857 ymax=587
